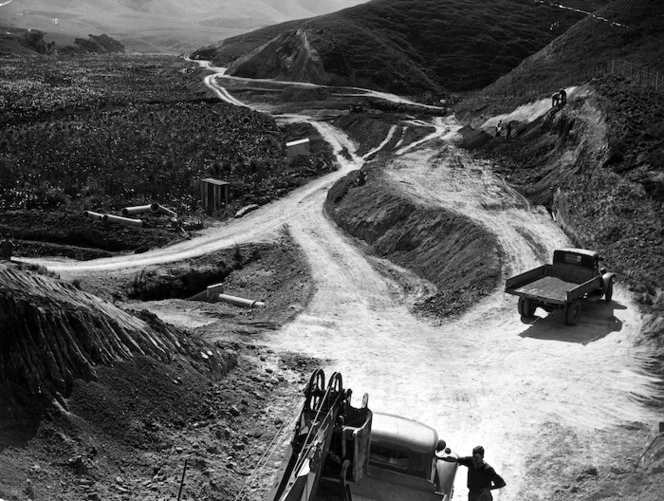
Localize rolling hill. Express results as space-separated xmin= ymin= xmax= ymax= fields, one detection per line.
xmin=0 ymin=0 xmax=367 ymax=52
xmin=483 ymin=0 xmax=664 ymax=95
xmin=198 ymin=0 xmax=612 ymax=94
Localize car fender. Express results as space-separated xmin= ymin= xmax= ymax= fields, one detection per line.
xmin=435 ymin=456 xmax=458 ymax=498
xmin=601 ymin=272 xmax=616 ymax=289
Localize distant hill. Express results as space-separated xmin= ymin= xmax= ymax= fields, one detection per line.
xmin=0 ymin=0 xmax=367 ymax=53
xmin=198 ymin=0 xmax=612 ymax=94
xmin=0 ymin=26 xmax=124 ymax=56
xmin=483 ymin=0 xmax=664 ymax=96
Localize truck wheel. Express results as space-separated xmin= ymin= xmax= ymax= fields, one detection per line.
xmin=565 ymin=300 xmax=581 ymax=326
xmin=519 ymin=298 xmax=536 ymax=318
xmin=604 ymin=282 xmax=613 ymax=302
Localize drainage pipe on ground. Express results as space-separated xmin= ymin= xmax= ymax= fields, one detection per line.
xmin=102 ymin=214 xmax=144 ymax=228
xmin=216 ymin=293 xmax=265 ymax=309
xmin=150 ymin=202 xmax=177 ymax=218
xmin=83 ymin=210 xmax=105 ymax=221
xmin=122 ymin=204 xmax=152 ymax=217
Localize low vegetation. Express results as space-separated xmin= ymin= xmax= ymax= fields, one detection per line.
xmin=0 ymin=54 xmax=334 ymax=256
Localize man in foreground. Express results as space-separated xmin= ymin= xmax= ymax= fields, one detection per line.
xmin=438 ymin=445 xmax=506 ymax=501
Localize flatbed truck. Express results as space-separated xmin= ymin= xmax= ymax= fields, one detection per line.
xmin=505 ymin=248 xmax=615 ymax=325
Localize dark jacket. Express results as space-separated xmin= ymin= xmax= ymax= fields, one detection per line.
xmin=457 ymin=457 xmax=506 ymax=492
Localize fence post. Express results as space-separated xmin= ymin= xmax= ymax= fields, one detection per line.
xmin=646 ymin=66 xmax=650 ymax=88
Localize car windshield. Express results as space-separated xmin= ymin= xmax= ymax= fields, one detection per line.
xmin=369 ymin=444 xmax=429 ymax=478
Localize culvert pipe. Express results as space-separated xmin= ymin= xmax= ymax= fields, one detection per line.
xmin=102 ymin=214 xmax=144 ymax=228
xmin=150 ymin=202 xmax=177 ymax=218
xmin=121 ymin=204 xmax=152 ymax=217
xmin=217 ymin=293 xmax=265 ymax=309
xmin=83 ymin=210 xmax=105 ymax=221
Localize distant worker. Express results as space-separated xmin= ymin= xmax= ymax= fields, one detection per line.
xmin=495 ymin=120 xmax=502 ymax=137
xmin=551 ymin=91 xmax=560 ymax=108
xmin=0 ymin=236 xmax=13 ymax=260
xmin=506 ymin=121 xmax=513 ymax=140
xmin=558 ymin=88 xmax=567 ymax=106
xmin=439 ymin=445 xmax=506 ymax=501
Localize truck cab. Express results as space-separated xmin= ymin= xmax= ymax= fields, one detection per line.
xmin=350 ymin=413 xmax=458 ymax=501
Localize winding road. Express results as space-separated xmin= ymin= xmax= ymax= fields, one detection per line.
xmin=23 ymin=60 xmax=661 ymax=500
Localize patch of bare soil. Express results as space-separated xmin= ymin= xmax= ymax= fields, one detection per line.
xmin=324 ymin=162 xmax=501 ymax=319
xmin=0 ymin=350 xmax=319 ymax=501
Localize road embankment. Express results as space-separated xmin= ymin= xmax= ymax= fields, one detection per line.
xmin=456 ymin=79 xmax=664 ymax=351
xmin=324 ymin=163 xmax=501 ymax=319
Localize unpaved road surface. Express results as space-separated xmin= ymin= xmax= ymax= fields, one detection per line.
xmin=264 ymin=139 xmax=660 ymax=500
xmin=26 ymin=64 xmax=661 ymax=500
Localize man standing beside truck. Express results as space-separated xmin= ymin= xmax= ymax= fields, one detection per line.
xmin=438 ymin=445 xmax=506 ymax=501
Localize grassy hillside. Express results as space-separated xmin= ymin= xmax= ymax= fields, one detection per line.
xmin=480 ymin=0 xmax=664 ymax=98
xmin=200 ymin=0 xmax=611 ymax=94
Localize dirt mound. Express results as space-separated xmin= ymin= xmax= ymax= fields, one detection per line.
xmin=325 ymin=164 xmax=501 ymax=319
xmin=0 ymin=229 xmax=318 ymax=501
xmin=0 ymin=264 xmax=233 ymax=413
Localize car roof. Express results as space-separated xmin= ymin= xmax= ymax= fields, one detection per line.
xmin=371 ymin=412 xmax=438 ymax=454
xmin=556 ymin=248 xmax=598 ymax=258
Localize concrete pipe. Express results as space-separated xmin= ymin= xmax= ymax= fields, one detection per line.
xmin=217 ymin=293 xmax=265 ymax=309
xmin=83 ymin=210 xmax=105 ymax=221
xmin=102 ymin=214 xmax=144 ymax=228
xmin=121 ymin=204 xmax=152 ymax=217
xmin=150 ymin=202 xmax=177 ymax=218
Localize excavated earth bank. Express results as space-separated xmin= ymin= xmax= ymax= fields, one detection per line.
xmin=0 ymin=232 xmax=317 ymax=501
xmin=324 ymin=162 xmax=502 ymax=319
xmin=459 ymin=78 xmax=664 ymax=345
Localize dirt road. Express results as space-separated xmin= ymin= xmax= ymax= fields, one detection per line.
xmin=25 ymin=64 xmax=661 ymax=500
xmin=263 ymin=140 xmax=660 ymax=500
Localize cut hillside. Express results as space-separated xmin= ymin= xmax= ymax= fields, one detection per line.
xmin=453 ymin=0 xmax=664 ymax=340
xmin=200 ymin=0 xmax=611 ymax=94
xmin=476 ymin=0 xmax=664 ymax=103
xmin=459 ymin=79 xmax=664 ymax=344
xmin=325 ymin=163 xmax=502 ymax=319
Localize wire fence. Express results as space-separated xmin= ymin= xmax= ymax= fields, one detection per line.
xmin=608 ymin=59 xmax=663 ymax=91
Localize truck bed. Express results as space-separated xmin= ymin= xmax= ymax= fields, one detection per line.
xmin=511 ymin=276 xmax=578 ymax=304
xmin=505 ymin=264 xmax=601 ymax=305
